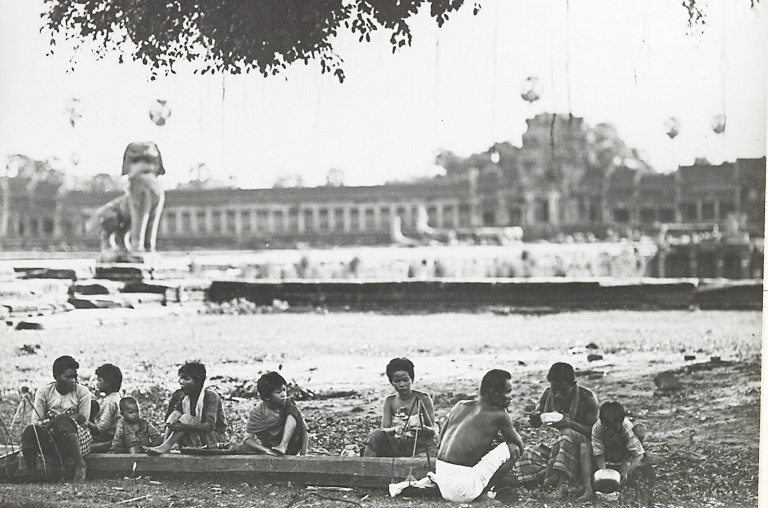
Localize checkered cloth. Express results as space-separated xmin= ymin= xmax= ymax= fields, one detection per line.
xmin=75 ymin=421 xmax=92 ymax=456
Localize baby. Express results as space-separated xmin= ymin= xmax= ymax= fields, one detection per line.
xmin=110 ymin=397 xmax=163 ymax=453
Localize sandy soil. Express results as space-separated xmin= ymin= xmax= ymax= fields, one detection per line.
xmin=0 ymin=309 xmax=761 ymax=507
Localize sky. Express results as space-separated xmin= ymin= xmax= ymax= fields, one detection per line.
xmin=0 ymin=0 xmax=766 ymax=189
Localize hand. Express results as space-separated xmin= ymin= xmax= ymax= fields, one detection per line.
xmin=73 ymin=413 xmax=87 ymax=426
xmin=167 ymin=422 xmax=184 ymax=432
xmin=272 ymin=444 xmax=287 ymax=455
xmin=550 ymin=415 xmax=572 ymax=430
xmin=529 ymin=411 xmax=542 ymax=427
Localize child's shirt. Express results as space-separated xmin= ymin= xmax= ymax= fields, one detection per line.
xmin=110 ymin=416 xmax=163 ymax=452
xmin=245 ymin=399 xmax=305 ymax=447
xmin=591 ymin=417 xmax=644 ymax=463
xmin=92 ymin=391 xmax=121 ymax=435
xmin=165 ymin=388 xmax=227 ymax=436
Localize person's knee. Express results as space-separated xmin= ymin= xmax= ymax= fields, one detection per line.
xmin=559 ymin=428 xmax=580 ymax=441
xmin=166 ymin=410 xmax=183 ymax=424
xmin=21 ymin=424 xmax=41 ymax=447
xmin=178 ymin=414 xmax=195 ymax=425
xmin=52 ymin=414 xmax=77 ymax=435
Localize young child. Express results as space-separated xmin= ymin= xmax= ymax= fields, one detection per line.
xmin=146 ymin=361 xmax=227 ymax=454
xmin=238 ymin=371 xmax=308 ymax=456
xmin=87 ymin=363 xmax=123 ymax=450
xmin=591 ymin=401 xmax=652 ymax=499
xmin=110 ymin=397 xmax=163 ymax=453
xmin=363 ymin=357 xmax=437 ymax=457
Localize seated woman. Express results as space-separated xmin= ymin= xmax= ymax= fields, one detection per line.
xmin=146 ymin=361 xmax=227 ymax=454
xmin=514 ymin=362 xmax=599 ymax=500
xmin=363 ymin=358 xmax=437 ymax=457
xmin=238 ymin=371 xmax=308 ymax=456
xmin=20 ymin=355 xmax=92 ymax=482
xmin=87 ymin=363 xmax=123 ymax=452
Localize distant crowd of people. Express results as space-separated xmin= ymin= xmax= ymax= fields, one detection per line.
xmin=19 ymin=355 xmax=651 ymax=503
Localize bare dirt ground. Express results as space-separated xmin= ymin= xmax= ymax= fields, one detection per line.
xmin=0 ymin=309 xmax=761 ymax=507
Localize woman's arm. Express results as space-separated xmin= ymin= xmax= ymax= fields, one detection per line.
xmin=110 ymin=420 xmax=125 ymax=453
xmin=89 ymin=399 xmax=117 ymax=433
xmin=417 ymin=393 xmax=437 ymax=437
xmin=381 ymin=395 xmax=394 ymax=429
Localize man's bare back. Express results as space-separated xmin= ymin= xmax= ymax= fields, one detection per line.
xmin=438 ymin=399 xmax=515 ymax=466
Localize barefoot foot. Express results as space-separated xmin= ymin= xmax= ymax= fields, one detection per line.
xmin=72 ymin=461 xmax=86 ymax=483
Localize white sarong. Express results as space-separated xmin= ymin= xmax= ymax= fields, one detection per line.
xmin=431 ymin=442 xmax=511 ymax=503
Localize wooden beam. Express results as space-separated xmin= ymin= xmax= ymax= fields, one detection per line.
xmin=85 ymin=454 xmax=433 ymax=488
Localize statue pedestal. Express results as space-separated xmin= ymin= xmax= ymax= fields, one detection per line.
xmin=98 ymin=251 xmax=161 ymax=265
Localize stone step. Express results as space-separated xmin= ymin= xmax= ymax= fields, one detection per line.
xmin=95 ymin=265 xmax=152 ymax=281
xmin=0 ymin=279 xmax=72 ymax=299
xmin=68 ymin=294 xmax=131 ymax=309
xmin=0 ymin=298 xmax=72 ymax=316
xmin=69 ymin=279 xmax=126 ymax=295
xmin=16 ymin=267 xmax=93 ymax=280
xmin=14 ymin=305 xmax=202 ymax=330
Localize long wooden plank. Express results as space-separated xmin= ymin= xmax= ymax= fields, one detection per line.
xmin=85 ymin=454 xmax=433 ymax=488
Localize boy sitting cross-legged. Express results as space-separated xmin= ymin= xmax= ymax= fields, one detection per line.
xmin=237 ymin=372 xmax=308 ymax=456
xmin=110 ymin=397 xmax=163 ymax=453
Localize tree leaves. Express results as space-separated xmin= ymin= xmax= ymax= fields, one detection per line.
xmin=41 ymin=0 xmax=476 ymax=82
xmin=41 ymin=0 xmax=759 ymax=82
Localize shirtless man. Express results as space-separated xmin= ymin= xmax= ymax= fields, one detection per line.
xmin=430 ymin=369 xmax=525 ymax=503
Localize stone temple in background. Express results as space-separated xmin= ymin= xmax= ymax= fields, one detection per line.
xmin=0 ymin=114 xmax=764 ymax=254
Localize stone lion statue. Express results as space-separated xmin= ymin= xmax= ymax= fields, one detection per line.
xmin=95 ymin=142 xmax=165 ymax=255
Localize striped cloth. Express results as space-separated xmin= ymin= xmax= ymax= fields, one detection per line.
xmin=548 ymin=429 xmax=587 ymax=483
xmin=513 ymin=430 xmax=588 ymax=487
xmin=514 ymin=443 xmax=551 ymax=484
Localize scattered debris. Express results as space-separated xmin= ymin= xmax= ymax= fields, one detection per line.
xmin=587 ymin=353 xmax=603 ymax=362
xmin=203 ymin=298 xmax=290 ymax=315
xmin=116 ymin=494 xmax=150 ymax=505
xmin=684 ymin=355 xmax=696 ymax=361
xmin=18 ymin=344 xmax=40 ymax=355
xmin=654 ymin=372 xmax=682 ymax=391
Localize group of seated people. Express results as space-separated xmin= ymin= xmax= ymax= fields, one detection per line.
xmin=19 ymin=355 xmax=650 ymax=504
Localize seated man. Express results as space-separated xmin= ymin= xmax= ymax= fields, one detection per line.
xmin=430 ymin=369 xmax=524 ymax=503
xmin=20 ymin=355 xmax=92 ymax=482
xmin=238 ymin=371 xmax=308 ymax=456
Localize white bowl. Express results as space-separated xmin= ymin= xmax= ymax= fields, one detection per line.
xmin=593 ymin=468 xmax=621 ymax=493
xmin=540 ymin=412 xmax=563 ymax=424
